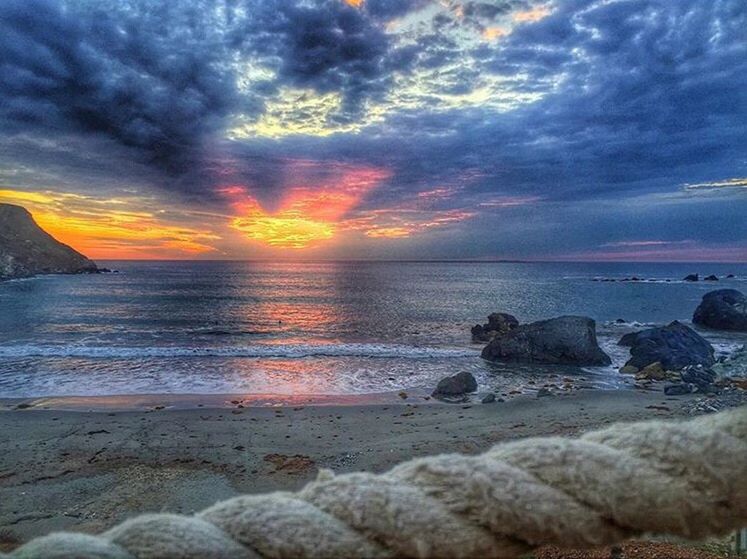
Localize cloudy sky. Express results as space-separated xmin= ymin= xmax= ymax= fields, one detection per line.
xmin=0 ymin=0 xmax=745 ymax=260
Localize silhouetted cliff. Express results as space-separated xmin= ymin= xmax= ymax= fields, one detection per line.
xmin=0 ymin=203 xmax=98 ymax=280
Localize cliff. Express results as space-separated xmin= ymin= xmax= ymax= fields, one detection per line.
xmin=0 ymin=203 xmax=98 ymax=280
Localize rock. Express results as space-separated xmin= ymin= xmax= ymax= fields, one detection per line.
xmin=432 ymin=371 xmax=478 ymax=398
xmin=727 ymin=377 xmax=747 ymax=391
xmin=679 ymin=365 xmax=716 ymax=392
xmin=481 ymin=316 xmax=611 ymax=366
xmin=263 ymin=453 xmax=316 ymax=474
xmin=683 ymin=274 xmax=699 ymax=282
xmin=624 ymin=321 xmax=714 ymax=370
xmin=692 ymin=289 xmax=747 ymax=332
xmin=636 ymin=361 xmax=667 ymax=381
xmin=664 ymin=383 xmax=696 ymax=396
xmin=481 ymin=393 xmax=496 ymax=404
xmin=619 ymin=365 xmax=639 ymax=375
xmin=618 ymin=331 xmax=640 ymax=347
xmin=726 ymin=274 xmax=735 ymax=279
xmin=472 ymin=312 xmax=519 ymax=342
xmin=615 ymin=318 xmax=627 ymax=324
xmin=536 ymin=387 xmax=554 ymax=398
xmin=704 ymin=275 xmax=719 ymax=281
xmin=0 ymin=203 xmax=98 ymax=280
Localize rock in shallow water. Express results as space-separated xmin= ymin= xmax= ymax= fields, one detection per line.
xmin=624 ymin=321 xmax=714 ymax=370
xmin=481 ymin=315 xmax=611 ymax=366
xmin=432 ymin=371 xmax=478 ymax=399
xmin=692 ymin=289 xmax=747 ymax=332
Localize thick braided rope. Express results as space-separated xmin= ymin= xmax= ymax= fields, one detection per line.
xmin=4 ymin=407 xmax=746 ymax=558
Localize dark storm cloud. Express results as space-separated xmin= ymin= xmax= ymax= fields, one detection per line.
xmin=349 ymin=0 xmax=747 ymax=204
xmin=0 ymin=0 xmax=744 ymax=258
xmin=0 ymin=0 xmax=425 ymax=193
xmin=232 ymin=0 xmax=418 ymax=119
xmin=211 ymin=0 xmax=746 ymax=257
xmin=0 ymin=0 xmax=237 ymax=177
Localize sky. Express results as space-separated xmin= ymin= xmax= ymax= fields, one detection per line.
xmin=0 ymin=0 xmax=745 ymax=261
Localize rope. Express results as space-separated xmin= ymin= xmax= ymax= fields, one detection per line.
xmin=3 ymin=407 xmax=746 ymax=559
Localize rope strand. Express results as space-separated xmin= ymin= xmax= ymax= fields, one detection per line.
xmin=4 ymin=408 xmax=746 ymax=559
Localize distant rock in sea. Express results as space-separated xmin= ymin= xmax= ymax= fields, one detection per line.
xmin=0 ymin=203 xmax=98 ymax=281
xmin=693 ymin=289 xmax=747 ymax=332
xmin=481 ymin=315 xmax=611 ymax=366
xmin=683 ymin=274 xmax=699 ymax=282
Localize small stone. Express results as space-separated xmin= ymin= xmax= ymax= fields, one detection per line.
xmin=481 ymin=393 xmax=496 ymax=404
xmin=398 ymin=391 xmax=408 ymax=399
xmin=619 ymin=365 xmax=638 ymax=374
xmin=536 ymin=388 xmax=553 ymax=398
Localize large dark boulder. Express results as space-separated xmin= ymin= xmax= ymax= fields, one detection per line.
xmin=0 ymin=204 xmax=97 ymax=280
xmin=481 ymin=316 xmax=611 ymax=366
xmin=692 ymin=289 xmax=747 ymax=332
xmin=618 ymin=331 xmax=640 ymax=347
xmin=471 ymin=312 xmax=519 ymax=342
xmin=432 ymin=371 xmax=478 ymax=398
xmin=624 ymin=321 xmax=714 ymax=370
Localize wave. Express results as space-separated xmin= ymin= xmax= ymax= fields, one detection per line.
xmin=0 ymin=343 xmax=480 ymax=360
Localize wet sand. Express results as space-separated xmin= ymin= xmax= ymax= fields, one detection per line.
xmin=0 ymin=389 xmax=699 ymax=550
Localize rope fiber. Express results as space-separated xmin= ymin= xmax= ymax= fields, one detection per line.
xmin=3 ymin=407 xmax=746 ymax=558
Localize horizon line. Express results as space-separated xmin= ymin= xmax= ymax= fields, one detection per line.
xmin=93 ymin=258 xmax=747 ymax=264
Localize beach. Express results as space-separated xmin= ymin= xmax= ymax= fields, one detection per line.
xmin=0 ymin=389 xmax=703 ymax=550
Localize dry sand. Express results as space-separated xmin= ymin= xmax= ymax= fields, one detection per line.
xmin=0 ymin=389 xmax=706 ymax=552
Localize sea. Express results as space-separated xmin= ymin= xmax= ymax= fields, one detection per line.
xmin=0 ymin=261 xmax=745 ymax=400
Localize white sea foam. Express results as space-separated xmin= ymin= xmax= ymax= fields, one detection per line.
xmin=0 ymin=343 xmax=480 ymax=360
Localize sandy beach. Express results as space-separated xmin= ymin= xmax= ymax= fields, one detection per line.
xmin=0 ymin=389 xmax=704 ymax=551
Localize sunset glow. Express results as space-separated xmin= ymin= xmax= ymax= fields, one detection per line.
xmin=0 ymin=0 xmax=743 ymax=262
xmin=0 ymin=189 xmax=220 ymax=259
xmin=221 ymin=165 xmax=391 ymax=249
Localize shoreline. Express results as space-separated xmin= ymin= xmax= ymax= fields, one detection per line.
xmin=0 ymin=390 xmax=421 ymax=412
xmin=0 ymin=383 xmax=639 ymax=411
xmin=0 ymin=389 xmax=705 ymax=549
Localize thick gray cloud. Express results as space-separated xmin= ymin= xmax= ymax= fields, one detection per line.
xmin=0 ymin=0 xmax=237 ymax=176
xmin=0 ymin=0 xmax=745 ymax=258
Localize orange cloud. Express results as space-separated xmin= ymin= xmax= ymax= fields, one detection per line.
xmin=343 ymin=0 xmax=364 ymax=7
xmin=513 ymin=6 xmax=551 ymax=23
xmin=346 ymin=208 xmax=476 ymax=239
xmin=482 ymin=26 xmax=507 ymax=41
xmin=222 ymin=163 xmax=391 ymax=249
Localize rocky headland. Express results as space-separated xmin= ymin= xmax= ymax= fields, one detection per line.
xmin=0 ymin=203 xmax=98 ymax=281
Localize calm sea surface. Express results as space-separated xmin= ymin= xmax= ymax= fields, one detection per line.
xmin=1 ymin=261 xmax=745 ymax=398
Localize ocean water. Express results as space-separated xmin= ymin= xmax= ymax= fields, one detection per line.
xmin=0 ymin=261 xmax=745 ymax=399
